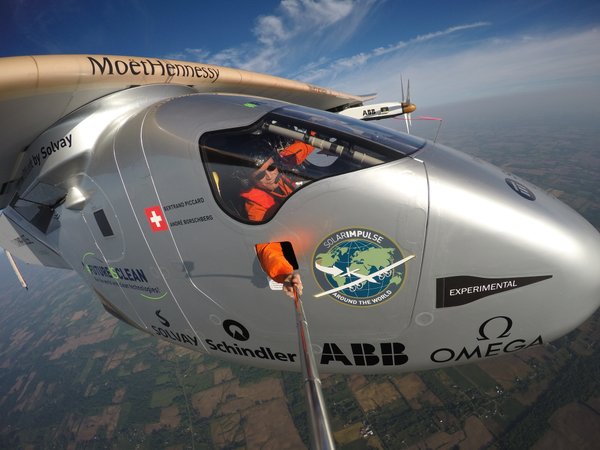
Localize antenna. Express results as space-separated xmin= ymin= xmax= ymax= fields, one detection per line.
xmin=5 ymin=250 xmax=28 ymax=290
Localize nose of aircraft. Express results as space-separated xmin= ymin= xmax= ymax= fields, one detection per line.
xmin=545 ymin=196 xmax=600 ymax=332
xmin=418 ymin=143 xmax=600 ymax=338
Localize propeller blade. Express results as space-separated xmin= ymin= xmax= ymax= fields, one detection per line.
xmin=401 ymin=75 xmax=406 ymax=103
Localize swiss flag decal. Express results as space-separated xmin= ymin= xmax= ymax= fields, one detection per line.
xmin=144 ymin=206 xmax=168 ymax=232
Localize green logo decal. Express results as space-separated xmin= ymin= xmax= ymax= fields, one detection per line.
xmin=81 ymin=252 xmax=166 ymax=301
xmin=312 ymin=228 xmax=414 ymax=307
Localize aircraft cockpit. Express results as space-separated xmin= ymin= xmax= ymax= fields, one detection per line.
xmin=200 ymin=104 xmax=426 ymax=223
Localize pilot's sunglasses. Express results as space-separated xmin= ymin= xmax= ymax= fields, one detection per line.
xmin=254 ymin=165 xmax=277 ymax=180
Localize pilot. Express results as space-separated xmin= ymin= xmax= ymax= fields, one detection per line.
xmin=242 ymin=138 xmax=314 ymax=298
xmin=240 ymin=138 xmax=315 ymax=222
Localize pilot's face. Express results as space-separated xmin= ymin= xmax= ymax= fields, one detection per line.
xmin=253 ymin=158 xmax=279 ymax=191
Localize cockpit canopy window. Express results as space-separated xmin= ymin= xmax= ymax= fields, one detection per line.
xmin=200 ymin=105 xmax=425 ymax=224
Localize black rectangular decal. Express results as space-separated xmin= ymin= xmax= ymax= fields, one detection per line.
xmin=93 ymin=209 xmax=114 ymax=237
xmin=436 ymin=275 xmax=552 ymax=308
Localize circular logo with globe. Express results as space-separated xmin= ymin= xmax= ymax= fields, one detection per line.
xmin=313 ymin=228 xmax=412 ymax=307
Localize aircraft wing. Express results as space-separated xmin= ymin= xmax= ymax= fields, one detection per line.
xmin=0 ymin=54 xmax=371 ymax=209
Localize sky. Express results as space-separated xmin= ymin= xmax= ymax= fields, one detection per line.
xmin=2 ymin=0 xmax=600 ymax=108
xmin=1 ymin=7 xmax=600 ymax=442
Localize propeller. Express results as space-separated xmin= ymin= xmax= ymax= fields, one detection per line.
xmin=401 ymin=76 xmax=414 ymax=133
xmin=396 ymin=77 xmax=444 ymax=141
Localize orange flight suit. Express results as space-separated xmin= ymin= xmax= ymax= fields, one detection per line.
xmin=241 ymin=141 xmax=315 ymax=222
xmin=241 ymin=176 xmax=295 ymax=222
xmin=256 ymin=242 xmax=293 ymax=283
xmin=279 ymin=141 xmax=315 ymax=165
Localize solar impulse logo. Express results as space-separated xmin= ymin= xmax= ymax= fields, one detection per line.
xmin=312 ymin=228 xmax=414 ymax=307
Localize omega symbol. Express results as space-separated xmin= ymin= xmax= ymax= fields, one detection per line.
xmin=477 ymin=316 xmax=513 ymax=341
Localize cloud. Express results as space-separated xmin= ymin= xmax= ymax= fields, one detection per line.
xmin=166 ymin=48 xmax=211 ymax=62
xmin=250 ymin=0 xmax=375 ymax=72
xmin=168 ymin=0 xmax=376 ymax=74
xmin=166 ymin=3 xmax=599 ymax=110
xmin=296 ymin=22 xmax=491 ymax=82
xmin=252 ymin=0 xmax=358 ymax=47
xmin=318 ymin=27 xmax=600 ymax=107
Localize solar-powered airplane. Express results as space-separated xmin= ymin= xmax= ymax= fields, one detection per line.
xmin=1 ymin=55 xmax=599 ymax=449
